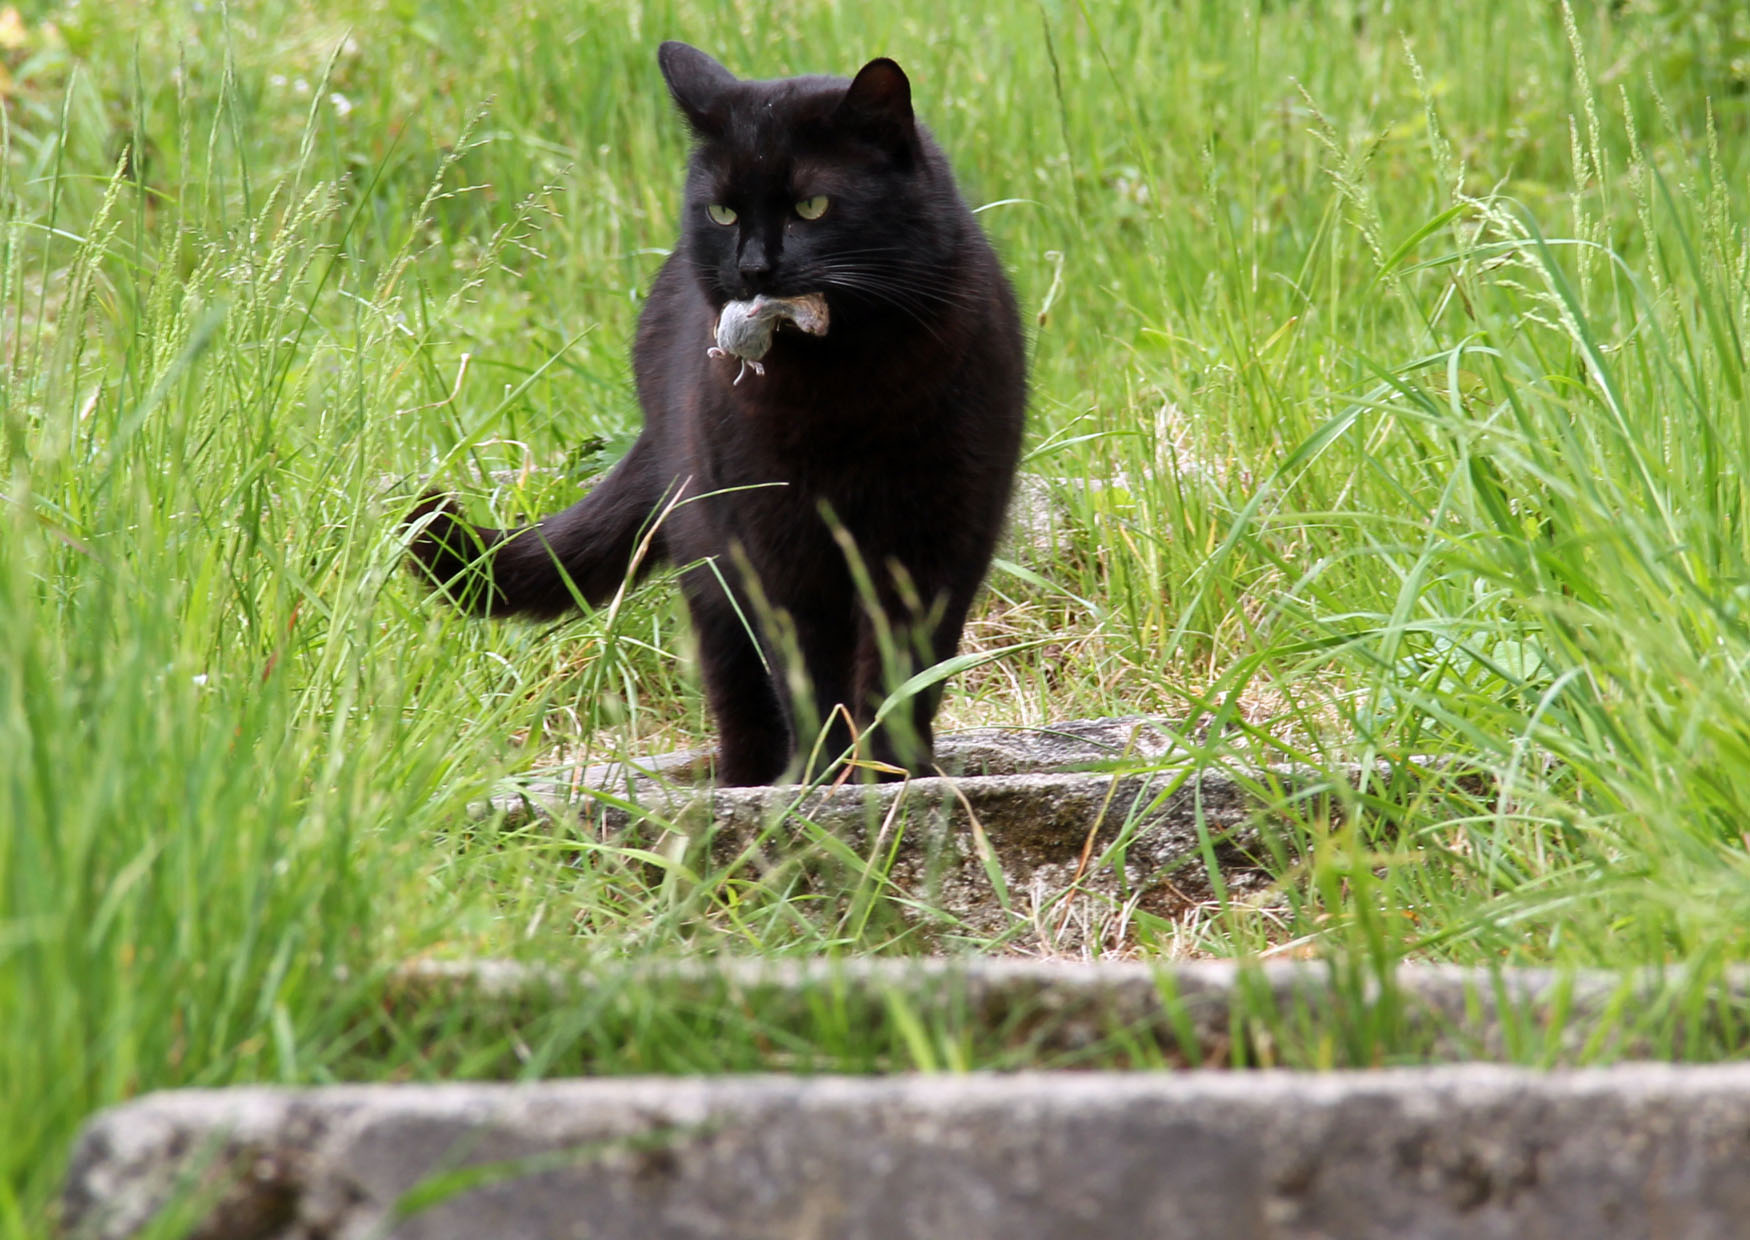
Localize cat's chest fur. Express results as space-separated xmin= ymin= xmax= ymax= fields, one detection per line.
xmin=648 ymin=270 xmax=985 ymax=517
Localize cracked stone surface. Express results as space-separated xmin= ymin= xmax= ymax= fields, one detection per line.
xmin=566 ymin=715 xmax=1188 ymax=792
xmin=389 ymin=956 xmax=1731 ymax=1063
xmin=478 ymin=718 xmax=1288 ymax=948
xmin=63 ymin=1064 xmax=1750 ymax=1240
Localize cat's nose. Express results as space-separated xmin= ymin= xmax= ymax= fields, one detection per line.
xmin=737 ymin=238 xmax=775 ymax=292
xmin=737 ymin=256 xmax=773 ymax=290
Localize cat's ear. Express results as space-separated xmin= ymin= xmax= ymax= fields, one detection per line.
xmin=658 ymin=42 xmax=736 ymax=137
xmin=835 ymin=58 xmax=916 ymax=156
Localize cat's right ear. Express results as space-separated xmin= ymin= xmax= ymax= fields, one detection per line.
xmin=835 ymin=58 xmax=916 ymax=157
xmin=659 ymin=42 xmax=736 ymax=138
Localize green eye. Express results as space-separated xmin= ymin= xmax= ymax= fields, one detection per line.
xmin=706 ymin=203 xmax=737 ymax=226
xmin=795 ymin=195 xmax=829 ymax=221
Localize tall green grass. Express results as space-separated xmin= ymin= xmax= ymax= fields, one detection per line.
xmin=5 ymin=0 xmax=1750 ymax=1231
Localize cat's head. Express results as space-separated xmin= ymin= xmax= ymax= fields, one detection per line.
xmin=658 ymin=43 xmax=964 ymax=325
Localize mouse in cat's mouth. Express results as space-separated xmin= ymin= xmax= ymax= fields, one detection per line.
xmin=708 ymin=293 xmax=830 ymax=384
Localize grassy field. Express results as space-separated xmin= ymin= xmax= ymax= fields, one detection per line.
xmin=5 ymin=0 xmax=1750 ymax=1229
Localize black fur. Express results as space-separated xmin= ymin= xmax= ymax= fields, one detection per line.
xmin=408 ymin=43 xmax=1026 ymax=786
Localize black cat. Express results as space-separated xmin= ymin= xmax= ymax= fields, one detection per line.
xmin=408 ymin=42 xmax=1026 ymax=786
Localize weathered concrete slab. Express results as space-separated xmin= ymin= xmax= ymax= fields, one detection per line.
xmin=64 ymin=1064 xmax=1750 ymax=1240
xmin=393 ymin=955 xmax=1732 ymax=1063
xmin=564 ymin=716 xmax=1186 ymax=792
xmin=481 ymin=719 xmax=1289 ymax=949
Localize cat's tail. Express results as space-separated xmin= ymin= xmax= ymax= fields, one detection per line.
xmin=405 ymin=434 xmax=670 ymax=619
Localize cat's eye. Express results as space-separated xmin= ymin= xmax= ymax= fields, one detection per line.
xmin=706 ymin=204 xmax=737 ymax=226
xmin=795 ymin=195 xmax=829 ymax=221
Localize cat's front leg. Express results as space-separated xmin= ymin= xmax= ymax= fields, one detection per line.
xmin=851 ymin=632 xmax=939 ymax=781
xmin=682 ymin=579 xmax=791 ymax=787
xmin=850 ymin=580 xmax=979 ymax=780
xmin=770 ymin=601 xmax=863 ymax=784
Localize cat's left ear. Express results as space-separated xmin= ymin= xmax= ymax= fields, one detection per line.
xmin=659 ymin=41 xmax=736 ymax=137
xmin=835 ymin=58 xmax=916 ymax=157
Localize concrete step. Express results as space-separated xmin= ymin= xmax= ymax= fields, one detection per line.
xmin=477 ymin=718 xmax=1380 ymax=948
xmin=391 ymin=955 xmax=1725 ymax=1063
xmin=65 ymin=1059 xmax=1750 ymax=1240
